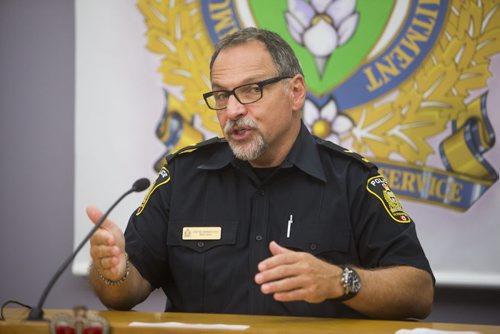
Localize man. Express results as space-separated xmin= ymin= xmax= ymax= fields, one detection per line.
xmin=88 ymin=27 xmax=434 ymax=319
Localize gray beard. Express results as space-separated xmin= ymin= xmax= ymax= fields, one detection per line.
xmin=224 ymin=118 xmax=267 ymax=161
xmin=228 ymin=132 xmax=267 ymax=161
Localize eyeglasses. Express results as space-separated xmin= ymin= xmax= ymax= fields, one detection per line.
xmin=203 ymin=76 xmax=292 ymax=110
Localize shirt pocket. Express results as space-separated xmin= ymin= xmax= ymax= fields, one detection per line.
xmin=165 ymin=220 xmax=240 ymax=312
xmin=278 ymin=223 xmax=350 ymax=258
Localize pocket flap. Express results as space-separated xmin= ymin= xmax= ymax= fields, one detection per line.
xmin=279 ymin=224 xmax=349 ymax=255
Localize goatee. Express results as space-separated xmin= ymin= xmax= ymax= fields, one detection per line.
xmin=224 ymin=118 xmax=267 ymax=161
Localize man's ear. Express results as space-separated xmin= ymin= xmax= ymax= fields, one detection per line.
xmin=289 ymin=75 xmax=306 ymax=112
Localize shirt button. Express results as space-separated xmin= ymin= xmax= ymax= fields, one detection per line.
xmin=309 ymin=243 xmax=317 ymax=251
xmin=255 ymin=235 xmax=263 ymax=241
xmin=258 ymin=189 xmax=265 ymax=196
xmin=197 ymin=241 xmax=205 ymax=248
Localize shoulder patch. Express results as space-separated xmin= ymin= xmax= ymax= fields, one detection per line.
xmin=136 ymin=166 xmax=171 ymax=216
xmin=366 ymin=175 xmax=411 ymax=223
xmin=166 ymin=137 xmax=224 ymax=164
xmin=316 ymin=138 xmax=376 ymax=170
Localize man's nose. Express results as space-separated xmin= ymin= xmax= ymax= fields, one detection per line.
xmin=225 ymin=94 xmax=247 ymax=119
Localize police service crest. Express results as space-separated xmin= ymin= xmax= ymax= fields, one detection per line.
xmin=367 ymin=175 xmax=412 ymax=223
xmin=138 ymin=0 xmax=500 ymax=211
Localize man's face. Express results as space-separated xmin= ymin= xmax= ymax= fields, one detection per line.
xmin=210 ymin=40 xmax=304 ymax=167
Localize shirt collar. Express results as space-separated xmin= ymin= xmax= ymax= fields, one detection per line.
xmin=281 ymin=122 xmax=327 ymax=182
xmin=198 ymin=122 xmax=327 ymax=183
xmin=197 ymin=141 xmax=234 ymax=170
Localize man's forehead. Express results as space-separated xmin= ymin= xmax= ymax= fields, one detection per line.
xmin=211 ymin=41 xmax=276 ymax=88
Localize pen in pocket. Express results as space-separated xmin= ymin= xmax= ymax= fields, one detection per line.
xmin=286 ymin=214 xmax=293 ymax=238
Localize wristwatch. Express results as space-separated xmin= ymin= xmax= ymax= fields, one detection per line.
xmin=335 ymin=266 xmax=362 ymax=301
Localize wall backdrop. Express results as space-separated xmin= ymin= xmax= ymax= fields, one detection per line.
xmin=74 ymin=0 xmax=500 ymax=287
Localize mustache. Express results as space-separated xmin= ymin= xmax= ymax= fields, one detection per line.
xmin=224 ymin=118 xmax=258 ymax=135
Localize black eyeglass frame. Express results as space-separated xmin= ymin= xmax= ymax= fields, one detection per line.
xmin=202 ymin=75 xmax=292 ymax=110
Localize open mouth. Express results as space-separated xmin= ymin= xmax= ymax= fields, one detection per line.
xmin=228 ymin=127 xmax=252 ymax=141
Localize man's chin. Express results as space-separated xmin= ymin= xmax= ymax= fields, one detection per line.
xmin=228 ymin=141 xmax=261 ymax=161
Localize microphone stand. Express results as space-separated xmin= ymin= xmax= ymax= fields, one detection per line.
xmin=27 ymin=178 xmax=149 ymax=320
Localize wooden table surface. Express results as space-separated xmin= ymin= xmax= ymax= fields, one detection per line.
xmin=1 ymin=308 xmax=499 ymax=334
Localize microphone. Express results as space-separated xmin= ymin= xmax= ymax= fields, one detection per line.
xmin=27 ymin=178 xmax=150 ymax=321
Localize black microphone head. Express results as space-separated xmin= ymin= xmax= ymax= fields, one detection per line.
xmin=132 ymin=178 xmax=150 ymax=192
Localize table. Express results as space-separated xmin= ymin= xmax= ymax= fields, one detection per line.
xmin=1 ymin=308 xmax=499 ymax=333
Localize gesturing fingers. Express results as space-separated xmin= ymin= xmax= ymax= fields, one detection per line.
xmin=256 ymin=255 xmax=309 ymax=284
xmin=90 ymin=228 xmax=115 ymax=247
xmin=260 ymin=275 xmax=330 ymax=303
xmin=86 ymin=205 xmax=128 ymax=281
xmin=256 ymin=255 xmax=317 ymax=295
xmin=97 ymin=255 xmax=119 ymax=270
xmin=257 ymin=241 xmax=297 ymax=272
xmin=255 ymin=241 xmax=340 ymax=303
xmin=90 ymin=243 xmax=120 ymax=260
xmin=273 ymin=288 xmax=324 ymax=303
xmin=259 ymin=274 xmax=306 ymax=295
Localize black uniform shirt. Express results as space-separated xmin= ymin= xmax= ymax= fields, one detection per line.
xmin=124 ymin=123 xmax=433 ymax=318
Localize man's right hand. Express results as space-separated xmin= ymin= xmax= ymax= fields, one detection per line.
xmin=87 ymin=205 xmax=127 ymax=281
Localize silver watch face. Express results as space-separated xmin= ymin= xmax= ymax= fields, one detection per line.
xmin=350 ymin=273 xmax=362 ymax=293
xmin=343 ymin=267 xmax=362 ymax=294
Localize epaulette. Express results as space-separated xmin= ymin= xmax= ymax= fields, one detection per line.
xmin=166 ymin=137 xmax=225 ymax=163
xmin=315 ymin=137 xmax=376 ymax=170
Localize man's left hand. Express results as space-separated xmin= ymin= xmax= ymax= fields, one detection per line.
xmin=255 ymin=241 xmax=343 ymax=303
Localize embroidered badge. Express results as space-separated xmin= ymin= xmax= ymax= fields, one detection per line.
xmin=367 ymin=175 xmax=411 ymax=223
xmin=136 ymin=166 xmax=170 ymax=216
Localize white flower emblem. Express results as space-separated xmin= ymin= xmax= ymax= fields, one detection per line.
xmin=303 ymin=99 xmax=354 ymax=143
xmin=285 ymin=0 xmax=359 ymax=75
